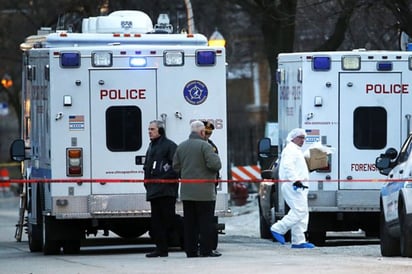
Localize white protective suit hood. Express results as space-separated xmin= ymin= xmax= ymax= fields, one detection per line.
xmin=286 ymin=128 xmax=306 ymax=142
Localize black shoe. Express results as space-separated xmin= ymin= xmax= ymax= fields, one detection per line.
xmin=145 ymin=251 xmax=168 ymax=258
xmin=200 ymin=251 xmax=221 ymax=257
xmin=186 ymin=253 xmax=199 ymax=258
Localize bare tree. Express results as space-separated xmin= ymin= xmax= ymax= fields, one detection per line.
xmin=383 ymin=0 xmax=412 ymax=45
xmin=232 ymin=0 xmax=298 ymax=123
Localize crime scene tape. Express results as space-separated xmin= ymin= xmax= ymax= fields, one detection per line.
xmin=0 ymin=177 xmax=403 ymax=184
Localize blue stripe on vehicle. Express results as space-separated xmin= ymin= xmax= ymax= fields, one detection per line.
xmin=381 ymin=182 xmax=405 ymax=197
xmin=31 ymin=167 xmax=51 ymax=179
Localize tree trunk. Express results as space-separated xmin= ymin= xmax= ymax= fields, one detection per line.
xmin=261 ymin=0 xmax=297 ymax=122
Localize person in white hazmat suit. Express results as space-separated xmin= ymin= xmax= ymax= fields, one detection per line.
xmin=270 ymin=128 xmax=315 ymax=248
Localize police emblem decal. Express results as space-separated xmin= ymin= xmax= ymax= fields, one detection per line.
xmin=183 ymin=80 xmax=208 ymax=105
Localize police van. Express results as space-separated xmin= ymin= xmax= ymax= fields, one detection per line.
xmin=258 ymin=50 xmax=412 ymax=244
xmin=10 ymin=10 xmax=229 ymax=254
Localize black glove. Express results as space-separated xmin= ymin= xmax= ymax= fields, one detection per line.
xmin=293 ymin=181 xmax=308 ymax=189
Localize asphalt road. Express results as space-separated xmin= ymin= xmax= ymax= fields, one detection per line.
xmin=1 ymin=192 xmax=412 ymax=274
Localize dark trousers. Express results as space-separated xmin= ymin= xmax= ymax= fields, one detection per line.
xmin=150 ymin=197 xmax=176 ymax=253
xmin=183 ymin=200 xmax=215 ymax=256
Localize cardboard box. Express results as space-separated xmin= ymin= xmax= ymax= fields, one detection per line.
xmin=305 ymin=148 xmax=328 ymax=170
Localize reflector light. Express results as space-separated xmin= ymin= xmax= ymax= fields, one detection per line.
xmin=68 ymin=149 xmax=81 ymax=158
xmin=92 ymin=51 xmax=112 ymax=67
xmin=196 ymin=50 xmax=216 ymax=66
xmin=342 ymin=56 xmax=360 ymax=70
xmin=377 ymin=62 xmax=392 ymax=71
xmin=69 ymin=158 xmax=81 ymax=166
xmin=129 ymin=57 xmax=147 ymax=67
xmin=164 ymin=51 xmax=184 ymax=66
xmin=61 ymin=52 xmax=80 ymax=68
xmin=312 ymin=56 xmax=331 ymax=71
xmin=69 ymin=167 xmax=82 ymax=175
xmin=67 ymin=148 xmax=83 ymax=177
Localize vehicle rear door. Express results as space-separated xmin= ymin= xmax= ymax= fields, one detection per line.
xmin=89 ymin=68 xmax=157 ymax=194
xmin=339 ymin=72 xmax=402 ymax=189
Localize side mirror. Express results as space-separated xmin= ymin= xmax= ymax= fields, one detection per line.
xmin=258 ymin=137 xmax=272 ymax=157
xmin=375 ymin=147 xmax=398 ymax=176
xmin=257 ymin=138 xmax=278 ymax=171
xmin=384 ymin=147 xmax=398 ymax=160
xmin=375 ymin=156 xmax=390 ymax=171
xmin=10 ymin=139 xmax=27 ymax=162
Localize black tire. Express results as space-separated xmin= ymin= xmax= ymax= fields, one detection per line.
xmin=259 ymin=214 xmax=272 ymax=239
xmin=28 ymin=184 xmax=43 ymax=252
xmin=28 ymin=223 xmax=43 ymax=252
xmin=258 ymin=198 xmax=272 ymax=239
xmin=399 ymin=198 xmax=412 ymax=257
xmin=380 ymin=201 xmax=400 ymax=257
xmin=168 ymin=214 xmax=184 ymax=250
xmin=27 ymin=186 xmax=43 ymax=252
xmin=111 ymin=218 xmax=150 ymax=239
xmin=43 ymin=216 xmax=61 ymax=255
xmin=211 ymin=216 xmax=218 ymax=250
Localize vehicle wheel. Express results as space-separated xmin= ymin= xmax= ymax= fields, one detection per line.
xmin=43 ymin=216 xmax=61 ymax=255
xmin=380 ymin=201 xmax=400 ymax=256
xmin=399 ymin=198 xmax=412 ymax=257
xmin=260 ymin=214 xmax=272 ymax=239
xmin=28 ymin=223 xmax=43 ymax=252
xmin=211 ymin=216 xmax=219 ymax=250
xmin=111 ymin=218 xmax=150 ymax=239
xmin=258 ymin=198 xmax=272 ymax=239
xmin=168 ymin=214 xmax=184 ymax=250
xmin=28 ymin=183 xmax=43 ymax=252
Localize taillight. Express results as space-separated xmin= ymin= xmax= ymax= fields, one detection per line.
xmin=67 ymin=148 xmax=83 ymax=176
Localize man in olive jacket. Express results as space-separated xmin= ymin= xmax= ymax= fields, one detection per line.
xmin=144 ymin=120 xmax=179 ymax=258
xmin=173 ymin=120 xmax=222 ymax=257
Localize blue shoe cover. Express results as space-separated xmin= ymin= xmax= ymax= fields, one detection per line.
xmin=270 ymin=229 xmax=285 ymax=245
xmin=291 ymin=242 xmax=315 ymax=249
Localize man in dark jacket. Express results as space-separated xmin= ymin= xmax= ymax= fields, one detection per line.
xmin=203 ymin=121 xmax=220 ymax=188
xmin=144 ymin=120 xmax=179 ymax=258
xmin=173 ymin=120 xmax=222 ymax=258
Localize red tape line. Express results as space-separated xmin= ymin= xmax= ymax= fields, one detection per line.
xmin=1 ymin=178 xmax=403 ymax=184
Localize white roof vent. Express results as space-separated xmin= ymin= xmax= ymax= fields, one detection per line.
xmin=82 ymin=10 xmax=153 ymax=33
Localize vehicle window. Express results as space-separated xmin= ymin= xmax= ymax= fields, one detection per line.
xmin=353 ymin=107 xmax=386 ymax=149
xmin=106 ymin=106 xmax=141 ymax=151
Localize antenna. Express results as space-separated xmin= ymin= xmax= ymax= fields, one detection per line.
xmin=56 ymin=14 xmax=65 ymax=31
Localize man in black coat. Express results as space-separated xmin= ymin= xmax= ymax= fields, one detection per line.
xmin=144 ymin=120 xmax=179 ymax=257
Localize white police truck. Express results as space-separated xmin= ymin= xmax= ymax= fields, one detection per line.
xmin=376 ymin=134 xmax=412 ymax=257
xmin=10 ymin=10 xmax=229 ymax=254
xmin=258 ymin=50 xmax=412 ymax=245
